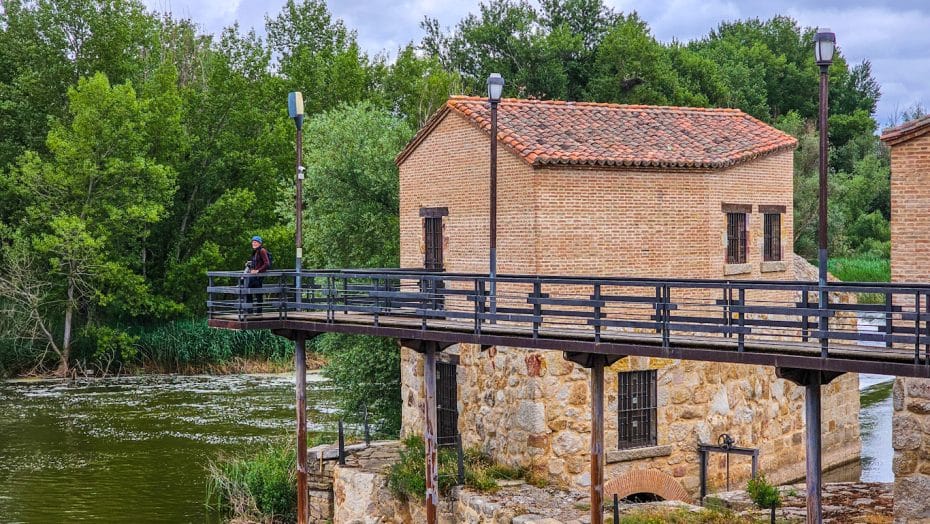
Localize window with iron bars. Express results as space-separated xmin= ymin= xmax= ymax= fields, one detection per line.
xmin=618 ymin=370 xmax=657 ymax=449
xmin=726 ymin=212 xmax=748 ymax=264
xmin=763 ymin=213 xmax=782 ymax=262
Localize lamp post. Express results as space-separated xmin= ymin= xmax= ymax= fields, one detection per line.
xmin=487 ymin=73 xmax=504 ymax=319
xmin=808 ymin=27 xmax=835 ymax=524
xmin=287 ymin=91 xmax=308 ymax=524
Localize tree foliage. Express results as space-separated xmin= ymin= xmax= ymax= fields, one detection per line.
xmin=0 ymin=1 xmax=904 ymax=417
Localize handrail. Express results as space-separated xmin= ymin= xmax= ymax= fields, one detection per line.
xmin=205 ymin=267 xmax=930 ymax=370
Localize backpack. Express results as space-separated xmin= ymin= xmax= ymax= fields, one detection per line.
xmin=264 ymin=248 xmax=273 ymax=270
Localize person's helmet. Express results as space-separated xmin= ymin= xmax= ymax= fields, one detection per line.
xmin=251 ymin=235 xmax=263 ymax=244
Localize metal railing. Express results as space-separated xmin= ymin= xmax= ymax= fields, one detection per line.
xmin=207 ymin=268 xmax=930 ymax=366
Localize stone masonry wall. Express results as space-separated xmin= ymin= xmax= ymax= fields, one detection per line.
xmin=893 ymin=377 xmax=930 ymax=523
xmin=401 ymin=345 xmax=859 ymax=496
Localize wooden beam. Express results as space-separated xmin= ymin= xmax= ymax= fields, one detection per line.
xmin=295 ymin=333 xmax=308 ymax=524
xmin=424 ymin=342 xmax=439 ymax=524
xmin=590 ymin=357 xmax=605 ymax=524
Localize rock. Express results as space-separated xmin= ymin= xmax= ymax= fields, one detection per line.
xmin=893 ymin=416 xmax=923 ymax=450
xmin=516 ymin=401 xmax=547 ymax=434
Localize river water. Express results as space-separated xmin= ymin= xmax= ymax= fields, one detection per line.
xmin=0 ymin=374 xmax=335 ymax=523
xmin=0 ymin=372 xmax=895 ymax=523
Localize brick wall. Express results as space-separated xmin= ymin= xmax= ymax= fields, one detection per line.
xmin=890 ymin=132 xmax=930 ymax=283
xmin=400 ymin=111 xmax=795 ymax=280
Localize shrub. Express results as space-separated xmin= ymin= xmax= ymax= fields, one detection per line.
xmin=746 ymin=473 xmax=781 ymax=524
xmin=207 ymin=443 xmax=297 ymax=523
xmin=387 ymin=436 xmax=528 ymax=501
xmin=315 ymin=333 xmax=401 ymax=436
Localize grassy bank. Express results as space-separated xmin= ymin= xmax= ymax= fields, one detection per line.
xmin=207 ymin=443 xmax=299 ymax=524
xmin=0 ymin=318 xmax=316 ymax=379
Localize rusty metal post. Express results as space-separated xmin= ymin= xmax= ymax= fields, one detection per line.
xmin=590 ymin=357 xmax=605 ymax=524
xmin=817 ymin=59 xmax=830 ymax=359
xmin=488 ymin=97 xmax=499 ymax=322
xmin=295 ymin=332 xmax=308 ymax=524
xmin=805 ymin=376 xmax=823 ymax=524
xmin=424 ymin=343 xmax=439 ymax=524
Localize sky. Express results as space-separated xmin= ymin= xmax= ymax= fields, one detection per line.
xmin=142 ymin=0 xmax=930 ymax=128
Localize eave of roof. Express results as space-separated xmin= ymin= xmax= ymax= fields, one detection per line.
xmin=881 ymin=115 xmax=930 ymax=146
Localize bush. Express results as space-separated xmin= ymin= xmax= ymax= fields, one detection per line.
xmin=387 ymin=436 xmax=527 ymax=501
xmin=746 ymin=473 xmax=781 ymax=524
xmin=315 ymin=333 xmax=401 ymax=436
xmin=207 ymin=444 xmax=297 ymax=523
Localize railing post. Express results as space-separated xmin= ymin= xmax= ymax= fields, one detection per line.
xmin=916 ymin=292 xmax=921 ymax=365
xmin=593 ymin=283 xmax=602 ymax=343
xmin=327 ymin=276 xmax=334 ymax=322
xmin=801 ymin=286 xmax=810 ymax=343
xmin=819 ymin=285 xmax=829 ymax=358
xmin=662 ymin=285 xmax=671 ymax=349
xmin=207 ymin=275 xmax=214 ymax=318
xmin=532 ymin=280 xmax=542 ymax=339
xmin=723 ymin=285 xmax=732 ymax=339
xmin=338 ymin=419 xmax=346 ymax=465
xmin=886 ymin=292 xmax=894 ymax=349
xmin=737 ymin=287 xmax=746 ymax=352
xmin=474 ymin=279 xmax=485 ymax=336
xmin=925 ymin=291 xmax=930 ymax=365
xmin=238 ymin=274 xmax=246 ymax=322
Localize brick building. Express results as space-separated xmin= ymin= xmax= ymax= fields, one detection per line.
xmin=881 ymin=116 xmax=930 ymax=521
xmin=396 ymin=97 xmax=860 ymax=499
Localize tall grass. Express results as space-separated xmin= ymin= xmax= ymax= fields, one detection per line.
xmin=828 ymin=257 xmax=890 ymax=305
xmin=828 ymin=257 xmax=890 ymax=283
xmin=206 ymin=444 xmax=297 ymax=523
xmin=136 ymin=319 xmax=294 ymax=370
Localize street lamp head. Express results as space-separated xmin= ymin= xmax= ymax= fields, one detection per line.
xmin=814 ymin=28 xmax=836 ymax=68
xmin=487 ymin=73 xmax=504 ymax=103
xmin=288 ymin=91 xmax=304 ymax=129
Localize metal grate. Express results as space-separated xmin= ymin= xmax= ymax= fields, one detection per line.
xmin=424 ymin=217 xmax=443 ymax=271
xmin=726 ymin=212 xmax=747 ymax=264
xmin=437 ymin=361 xmax=459 ymax=447
xmin=618 ymin=370 xmax=657 ymax=449
xmin=764 ymin=213 xmax=782 ymax=262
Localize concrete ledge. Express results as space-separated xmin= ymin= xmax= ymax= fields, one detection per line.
xmin=724 ymin=263 xmax=752 ymax=276
xmin=761 ymin=260 xmax=787 ymax=273
xmin=606 ymin=444 xmax=673 ymax=464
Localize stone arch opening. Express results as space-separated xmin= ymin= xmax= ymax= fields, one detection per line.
xmin=604 ymin=469 xmax=692 ymax=504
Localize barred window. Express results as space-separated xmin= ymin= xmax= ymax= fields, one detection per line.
xmin=763 ymin=213 xmax=782 ymax=262
xmin=618 ymin=370 xmax=657 ymax=449
xmin=726 ymin=212 xmax=748 ymax=264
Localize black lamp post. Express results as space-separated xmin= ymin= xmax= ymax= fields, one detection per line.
xmin=487 ymin=73 xmax=504 ymax=318
xmin=287 ymin=91 xmax=308 ymax=524
xmin=806 ymin=27 xmax=835 ymax=524
xmin=815 ymin=28 xmax=835 ymax=295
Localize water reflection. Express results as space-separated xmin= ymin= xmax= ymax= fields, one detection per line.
xmin=859 ymin=374 xmax=893 ymax=482
xmin=0 ymin=373 xmax=333 ymax=524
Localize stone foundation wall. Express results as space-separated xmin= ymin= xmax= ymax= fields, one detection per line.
xmin=893 ymin=377 xmax=930 ymax=523
xmin=401 ymin=345 xmax=860 ymax=497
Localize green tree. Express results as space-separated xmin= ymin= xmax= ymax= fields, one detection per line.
xmin=294 ymin=103 xmax=412 ymax=434
xmin=1 ymin=72 xmax=177 ymax=374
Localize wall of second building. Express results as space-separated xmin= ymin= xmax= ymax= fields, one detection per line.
xmin=400 ymin=346 xmax=859 ymax=495
xmin=890 ymin=132 xmax=930 ymax=283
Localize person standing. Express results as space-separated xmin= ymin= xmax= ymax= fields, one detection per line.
xmin=246 ymin=235 xmax=270 ymax=313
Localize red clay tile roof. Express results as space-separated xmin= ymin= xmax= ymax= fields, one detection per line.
xmin=396 ymin=96 xmax=797 ymax=170
xmin=880 ymin=115 xmax=930 ymax=146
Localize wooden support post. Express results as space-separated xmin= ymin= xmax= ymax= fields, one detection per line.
xmin=805 ymin=376 xmax=822 ymax=524
xmin=424 ymin=342 xmax=439 ymax=524
xmin=590 ymin=357 xmax=605 ymax=524
xmin=776 ymin=368 xmax=843 ymax=524
xmin=295 ymin=332 xmax=308 ymax=524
